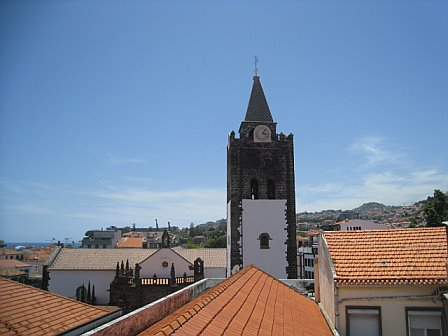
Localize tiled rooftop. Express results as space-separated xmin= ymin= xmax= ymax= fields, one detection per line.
xmin=0 ymin=248 xmax=23 ymax=257
xmin=49 ymin=247 xmax=227 ymax=270
xmin=48 ymin=248 xmax=157 ymax=270
xmin=116 ymin=237 xmax=146 ymax=248
xmin=173 ymin=247 xmax=227 ymax=268
xmin=0 ymin=260 xmax=32 ymax=269
xmin=323 ymin=227 xmax=448 ymax=285
xmin=138 ymin=265 xmax=332 ymax=336
xmin=0 ymin=277 xmax=113 ymax=335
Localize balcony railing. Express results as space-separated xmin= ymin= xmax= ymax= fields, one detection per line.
xmin=128 ymin=276 xmax=196 ymax=286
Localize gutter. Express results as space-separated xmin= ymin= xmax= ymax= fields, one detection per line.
xmin=338 ymin=294 xmax=442 ymax=303
xmin=57 ymin=308 xmax=122 ymax=336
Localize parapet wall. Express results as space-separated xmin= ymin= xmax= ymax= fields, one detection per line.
xmin=83 ymin=278 xmax=223 ymax=336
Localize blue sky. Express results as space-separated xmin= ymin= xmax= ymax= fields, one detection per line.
xmin=1 ymin=0 xmax=447 ymax=242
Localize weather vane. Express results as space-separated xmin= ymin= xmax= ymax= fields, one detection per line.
xmin=253 ymin=56 xmax=259 ymax=76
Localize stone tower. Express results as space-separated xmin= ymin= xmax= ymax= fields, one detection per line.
xmin=227 ymin=75 xmax=297 ymax=279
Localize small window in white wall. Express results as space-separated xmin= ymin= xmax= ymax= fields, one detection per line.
xmin=259 ymin=233 xmax=271 ymax=249
xmin=407 ymin=308 xmax=442 ymax=336
xmin=347 ymin=306 xmax=381 ymax=336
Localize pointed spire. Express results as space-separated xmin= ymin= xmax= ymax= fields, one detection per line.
xmin=244 ymin=76 xmax=274 ymax=123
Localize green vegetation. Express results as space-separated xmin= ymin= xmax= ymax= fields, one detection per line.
xmin=204 ymin=235 xmax=226 ymax=248
xmin=424 ymin=189 xmax=448 ymax=227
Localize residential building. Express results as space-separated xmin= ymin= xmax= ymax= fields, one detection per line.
xmin=227 ymin=75 xmax=297 ymax=279
xmin=0 ymin=247 xmax=25 ymax=260
xmin=297 ymin=230 xmax=319 ymax=280
xmin=332 ymin=219 xmax=389 ymax=231
xmin=0 ymin=277 xmax=121 ymax=335
xmin=316 ymin=227 xmax=447 ymax=336
xmin=81 ymin=228 xmax=122 ymax=249
xmin=335 ymin=211 xmax=359 ymax=222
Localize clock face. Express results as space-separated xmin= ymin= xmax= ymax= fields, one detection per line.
xmin=254 ymin=125 xmax=271 ymax=143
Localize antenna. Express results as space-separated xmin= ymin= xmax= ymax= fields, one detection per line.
xmin=253 ymin=56 xmax=259 ymax=76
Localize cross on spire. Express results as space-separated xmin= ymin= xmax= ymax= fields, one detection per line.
xmin=253 ymin=56 xmax=259 ymax=77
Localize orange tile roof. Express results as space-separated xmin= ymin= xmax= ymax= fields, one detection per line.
xmin=0 ymin=277 xmax=113 ymax=335
xmin=0 ymin=260 xmax=32 ymax=269
xmin=116 ymin=237 xmax=146 ymax=248
xmin=323 ymin=227 xmax=448 ymax=285
xmin=138 ymin=265 xmax=332 ymax=336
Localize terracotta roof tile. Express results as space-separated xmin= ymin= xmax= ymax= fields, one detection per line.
xmin=323 ymin=227 xmax=448 ymax=285
xmin=49 ymin=247 xmax=227 ymax=270
xmin=116 ymin=237 xmax=146 ymax=248
xmin=48 ymin=248 xmax=158 ymax=270
xmin=0 ymin=260 xmax=32 ymax=269
xmin=172 ymin=247 xmax=227 ymax=268
xmin=138 ymin=265 xmax=332 ymax=336
xmin=0 ymin=277 xmax=113 ymax=335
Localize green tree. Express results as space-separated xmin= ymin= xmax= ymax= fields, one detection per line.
xmin=204 ymin=235 xmax=227 ymax=248
xmin=424 ymin=189 xmax=448 ymax=227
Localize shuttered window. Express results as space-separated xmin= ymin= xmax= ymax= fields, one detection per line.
xmin=407 ymin=309 xmax=442 ymax=336
xmin=347 ymin=307 xmax=381 ymax=336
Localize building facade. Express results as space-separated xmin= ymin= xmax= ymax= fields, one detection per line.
xmin=316 ymin=227 xmax=447 ymax=336
xmin=227 ymin=75 xmax=297 ymax=279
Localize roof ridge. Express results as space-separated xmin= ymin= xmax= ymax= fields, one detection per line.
xmin=148 ymin=266 xmax=255 ymax=336
xmin=201 ymin=267 xmax=264 ymax=334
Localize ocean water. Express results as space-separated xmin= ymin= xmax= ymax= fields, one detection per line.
xmin=6 ymin=242 xmax=81 ymax=249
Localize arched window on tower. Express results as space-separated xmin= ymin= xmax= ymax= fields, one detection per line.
xmin=250 ymin=179 xmax=259 ymax=199
xmin=259 ymin=233 xmax=271 ymax=249
xmin=267 ymin=179 xmax=275 ymax=199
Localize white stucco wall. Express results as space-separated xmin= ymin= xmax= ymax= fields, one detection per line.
xmin=241 ymin=199 xmax=288 ymax=279
xmin=48 ymin=270 xmax=115 ymax=305
xmin=336 ymin=285 xmax=443 ymax=336
xmin=340 ymin=219 xmax=388 ymax=231
xmin=139 ymin=249 xmax=193 ymax=278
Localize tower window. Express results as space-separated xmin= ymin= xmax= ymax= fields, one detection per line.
xmin=259 ymin=233 xmax=271 ymax=249
xmin=250 ymin=179 xmax=259 ymax=199
xmin=267 ymin=179 xmax=275 ymax=199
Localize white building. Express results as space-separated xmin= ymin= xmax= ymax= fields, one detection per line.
xmin=48 ymin=247 xmax=226 ymax=304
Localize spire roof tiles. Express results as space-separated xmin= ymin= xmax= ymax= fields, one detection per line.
xmin=244 ymin=76 xmax=274 ymax=123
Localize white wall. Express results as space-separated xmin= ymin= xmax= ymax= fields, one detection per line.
xmin=48 ymin=270 xmax=115 ymax=305
xmin=241 ymin=199 xmax=288 ymax=279
xmin=340 ymin=219 xmax=388 ymax=231
xmin=337 ymin=285 xmax=443 ymax=336
xmin=139 ymin=249 xmax=193 ymax=278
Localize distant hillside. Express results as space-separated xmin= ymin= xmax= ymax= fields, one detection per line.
xmin=352 ymin=202 xmax=394 ymax=214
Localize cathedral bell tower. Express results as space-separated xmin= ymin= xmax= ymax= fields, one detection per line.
xmin=227 ymin=75 xmax=297 ymax=279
